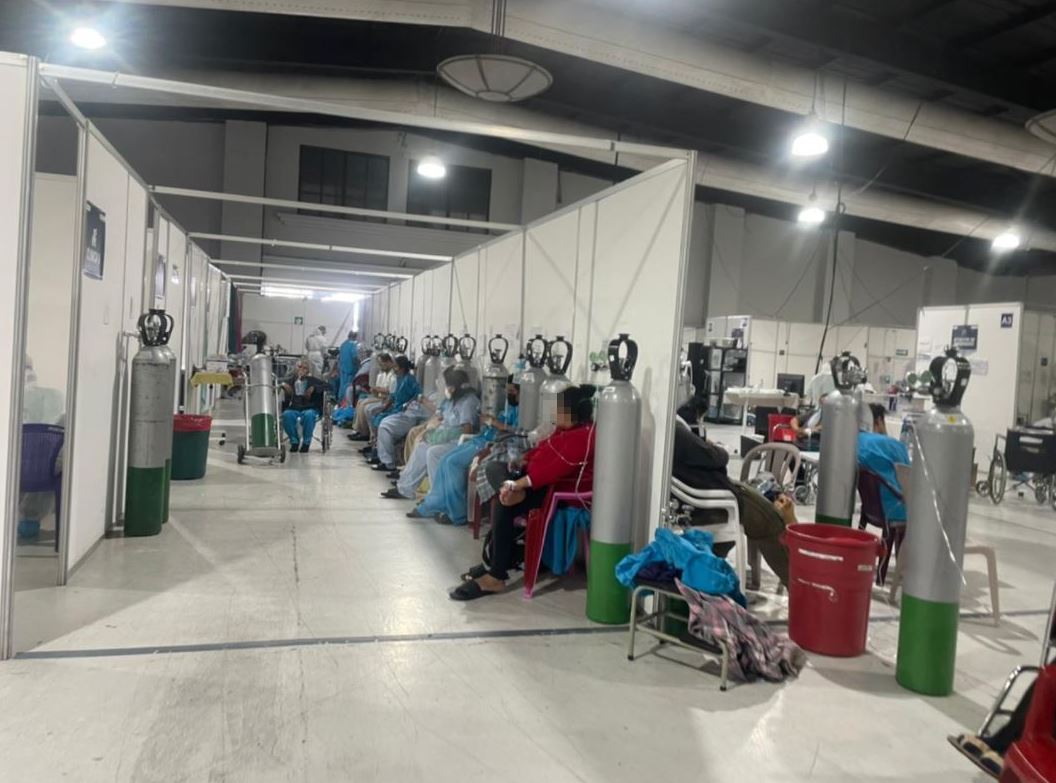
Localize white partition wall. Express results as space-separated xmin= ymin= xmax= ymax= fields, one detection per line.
xmin=0 ymin=53 xmax=36 ymax=658
xmin=398 ymin=278 xmax=414 ymax=340
xmin=479 ymin=233 xmax=525 ymax=350
xmin=430 ymin=264 xmax=452 ymax=337
xmin=451 ymin=250 xmax=480 ymax=338
xmin=524 ymin=209 xmax=579 ymax=340
xmin=586 ymin=161 xmax=692 ymax=541
xmin=66 ymin=134 xmax=150 ymax=570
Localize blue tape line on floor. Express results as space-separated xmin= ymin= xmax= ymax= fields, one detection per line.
xmin=13 ymin=607 xmax=1050 ymax=661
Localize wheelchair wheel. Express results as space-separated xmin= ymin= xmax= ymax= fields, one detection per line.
xmin=1035 ymin=479 xmax=1049 ymax=505
xmin=279 ymin=445 xmax=286 ymax=464
xmin=988 ymin=451 xmax=1006 ymax=504
xmin=793 ymin=485 xmax=812 ymax=505
xmin=237 ymin=444 xmax=246 ymax=465
xmin=975 ymin=480 xmax=991 ymax=496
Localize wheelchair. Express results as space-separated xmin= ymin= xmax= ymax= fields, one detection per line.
xmin=277 ymin=390 xmax=334 ymax=456
xmin=976 ymin=426 xmax=1056 ymax=509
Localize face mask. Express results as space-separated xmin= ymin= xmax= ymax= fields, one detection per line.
xmin=445 ymin=387 xmax=454 ymax=399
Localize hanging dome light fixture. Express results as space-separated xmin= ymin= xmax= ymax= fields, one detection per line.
xmin=437 ymin=54 xmax=553 ymax=103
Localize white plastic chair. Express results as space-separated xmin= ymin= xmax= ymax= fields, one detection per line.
xmin=670 ymin=476 xmax=747 ymax=587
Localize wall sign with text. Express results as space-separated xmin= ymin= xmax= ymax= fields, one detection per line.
xmin=82 ymin=202 xmax=106 ymax=280
xmin=951 ymin=324 xmax=978 ymax=352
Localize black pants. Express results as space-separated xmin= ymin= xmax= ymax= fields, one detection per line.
xmin=488 ymin=487 xmax=547 ymax=581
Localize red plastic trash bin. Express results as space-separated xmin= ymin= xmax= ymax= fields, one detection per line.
xmin=784 ymin=523 xmax=884 ymax=657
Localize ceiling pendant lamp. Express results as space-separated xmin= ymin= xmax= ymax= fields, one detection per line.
xmin=437 ymin=54 xmax=553 ymax=103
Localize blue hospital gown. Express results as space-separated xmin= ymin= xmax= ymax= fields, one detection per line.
xmin=415 ymin=405 xmax=519 ymax=524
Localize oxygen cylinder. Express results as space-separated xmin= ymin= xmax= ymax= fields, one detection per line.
xmin=481 ymin=335 xmax=510 ymax=419
xmin=533 ymin=336 xmax=573 ymax=442
xmin=516 ymin=335 xmax=549 ymax=431
xmin=415 ymin=336 xmax=432 ymax=383
xmin=125 ymin=309 xmax=176 ymax=537
xmin=816 ymin=352 xmax=866 ymax=526
xmin=588 ymin=334 xmax=640 ymax=624
xmin=456 ymin=334 xmax=480 ymax=391
xmin=393 ymin=336 xmax=408 ymax=359
xmin=439 ymin=334 xmax=459 ymax=374
xmin=421 ymin=336 xmax=443 ymax=393
xmin=247 ymin=350 xmax=278 ymax=450
xmin=370 ymin=334 xmax=386 ymax=388
xmin=897 ymin=349 xmax=973 ymax=696
xmin=150 ymin=310 xmax=178 ymax=524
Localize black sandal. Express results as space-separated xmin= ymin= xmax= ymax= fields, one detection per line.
xmin=460 ymin=564 xmax=488 ymax=581
xmin=449 ymin=579 xmax=502 ymax=601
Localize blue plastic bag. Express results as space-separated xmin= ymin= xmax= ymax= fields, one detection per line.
xmin=616 ymin=528 xmax=745 ymax=606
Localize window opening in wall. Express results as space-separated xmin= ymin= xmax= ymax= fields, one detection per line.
xmin=407 ymin=160 xmax=491 ymax=233
xmin=298 ymin=145 xmax=389 ymax=220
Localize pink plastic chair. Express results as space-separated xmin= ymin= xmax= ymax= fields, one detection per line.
xmin=522 ymin=484 xmax=592 ymax=598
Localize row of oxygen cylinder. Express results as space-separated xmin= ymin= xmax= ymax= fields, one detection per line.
xmin=816 ymin=349 xmax=975 ymax=696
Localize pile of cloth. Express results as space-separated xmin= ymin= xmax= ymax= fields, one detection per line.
xmin=616 ymin=528 xmax=805 ymax=683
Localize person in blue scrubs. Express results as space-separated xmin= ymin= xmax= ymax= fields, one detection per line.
xmin=338 ymin=330 xmax=360 ymax=402
xmin=280 ymin=359 xmax=327 ymax=453
xmin=409 ymin=379 xmax=519 ymax=523
xmin=858 ymin=403 xmax=910 ymax=522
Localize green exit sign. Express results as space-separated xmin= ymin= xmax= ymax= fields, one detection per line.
xmin=294 ymin=316 xmax=304 ymax=325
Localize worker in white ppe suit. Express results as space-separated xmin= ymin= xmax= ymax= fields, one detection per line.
xmin=305 ymin=325 xmax=327 ymax=376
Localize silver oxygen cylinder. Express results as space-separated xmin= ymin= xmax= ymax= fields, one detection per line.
xmin=124 ymin=309 xmax=176 ymax=537
xmin=248 ymin=351 xmax=278 ymax=450
xmin=439 ymin=334 xmax=458 ymax=369
xmin=588 ymin=334 xmax=640 ymax=624
xmin=456 ymin=334 xmax=480 ymax=391
xmin=415 ymin=336 xmax=431 ymax=383
xmin=421 ymin=336 xmax=442 ymax=393
xmin=481 ymin=335 xmax=510 ymax=419
xmin=533 ymin=336 xmax=573 ymax=443
xmin=516 ymin=334 xmax=549 ymax=431
xmin=816 ymin=352 xmax=865 ymax=526
xmin=896 ymin=349 xmax=973 ymax=696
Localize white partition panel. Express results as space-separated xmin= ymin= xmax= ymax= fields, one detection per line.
xmin=524 ymin=209 xmax=579 ymax=340
xmin=587 ymin=160 xmax=691 ymax=544
xmin=480 ymin=233 xmax=524 ymax=347
xmin=0 ymin=54 xmax=35 ymax=656
xmin=418 ymin=270 xmax=435 ymax=340
xmin=398 ymin=278 xmax=414 ymax=340
xmin=451 ymin=250 xmax=480 ymax=337
xmin=165 ymin=224 xmax=187 ymax=405
xmin=28 ymin=175 xmax=77 ymax=391
xmin=572 ymin=203 xmax=597 ymax=382
xmin=376 ymin=286 xmax=390 ymax=337
xmin=67 ymin=134 xmax=151 ymax=569
xmin=410 ymin=274 xmax=427 ymax=354
xmin=430 ymin=264 xmax=452 ymax=336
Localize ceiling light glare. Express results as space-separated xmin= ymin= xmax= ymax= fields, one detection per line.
xmin=322 ymin=292 xmax=365 ymax=303
xmin=416 ymin=157 xmax=446 ymax=179
xmin=798 ymin=205 xmax=826 ymax=225
xmin=991 ymin=231 xmax=1022 ymax=252
xmin=262 ymin=284 xmax=312 ymax=299
xmin=70 ymin=27 xmax=107 ymax=50
xmin=791 ymin=130 xmax=829 ymax=158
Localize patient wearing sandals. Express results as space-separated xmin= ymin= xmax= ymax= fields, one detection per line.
xmin=450 ymin=384 xmax=595 ymax=601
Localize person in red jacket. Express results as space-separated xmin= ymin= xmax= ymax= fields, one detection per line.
xmin=450 ymin=384 xmax=596 ymax=601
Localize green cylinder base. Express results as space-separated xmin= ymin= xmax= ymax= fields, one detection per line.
xmin=896 ymin=593 xmax=960 ymax=696
xmin=161 ymin=459 xmax=171 ymax=523
xmin=250 ymin=412 xmax=277 ymax=450
xmin=125 ymin=466 xmax=165 ymax=537
xmin=815 ymin=512 xmax=852 ymax=527
xmin=172 ymin=431 xmax=210 ymax=480
xmin=586 ymin=540 xmax=632 ymax=624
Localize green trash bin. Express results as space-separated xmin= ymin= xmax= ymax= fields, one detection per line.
xmin=171 ymin=414 xmax=212 ymax=480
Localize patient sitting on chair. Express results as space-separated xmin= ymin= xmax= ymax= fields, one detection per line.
xmin=672 ymin=398 xmax=796 ymax=589
xmin=280 ymin=359 xmax=326 ymax=453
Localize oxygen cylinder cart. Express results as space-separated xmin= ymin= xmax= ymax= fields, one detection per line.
xmin=533 ymin=337 xmax=573 ymax=442
xmin=456 ymin=334 xmax=480 ymax=391
xmin=517 ymin=335 xmax=549 ymax=432
xmin=237 ymin=349 xmax=286 ymax=465
xmin=481 ymin=335 xmax=510 ymax=419
xmin=897 ymin=349 xmax=973 ymax=696
xmin=124 ymin=309 xmax=177 ymax=536
xmin=588 ymin=334 xmax=641 ymax=624
xmin=816 ymin=352 xmax=867 ymax=526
